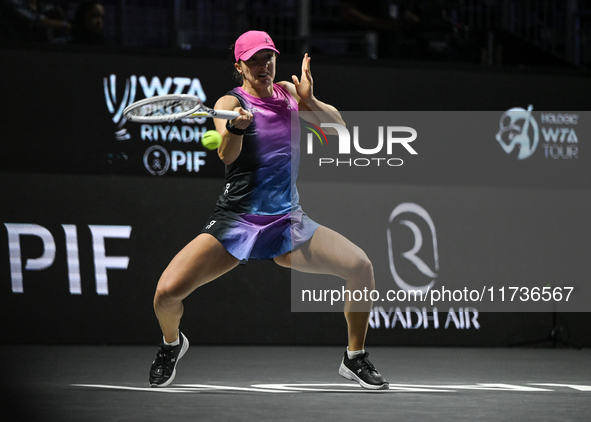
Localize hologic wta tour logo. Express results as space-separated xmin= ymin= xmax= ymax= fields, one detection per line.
xmin=496 ymin=105 xmax=579 ymax=160
xmin=304 ymin=122 xmax=417 ymax=167
xmin=496 ymin=105 xmax=539 ymax=160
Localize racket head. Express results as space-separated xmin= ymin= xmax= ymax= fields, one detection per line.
xmin=123 ymin=94 xmax=206 ymax=123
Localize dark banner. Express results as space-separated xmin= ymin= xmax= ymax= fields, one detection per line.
xmin=291 ymin=111 xmax=590 ymax=313
xmin=2 ymin=47 xmax=590 ymax=346
xmin=0 ymin=173 xmax=298 ymax=344
xmin=2 ymin=48 xmax=232 ymax=177
xmin=3 ymin=173 xmax=589 ymax=346
xmin=2 ymin=47 xmax=591 ymax=181
xmin=291 ymin=181 xmax=591 ymax=313
xmin=298 ymin=110 xmax=589 ymax=189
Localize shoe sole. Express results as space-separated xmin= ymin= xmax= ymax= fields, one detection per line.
xmin=339 ymin=361 xmax=389 ymax=390
xmin=151 ymin=332 xmax=190 ymax=388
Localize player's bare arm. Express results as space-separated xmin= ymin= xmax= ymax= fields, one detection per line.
xmin=213 ymin=95 xmax=253 ymax=165
xmin=278 ymin=54 xmax=345 ymax=131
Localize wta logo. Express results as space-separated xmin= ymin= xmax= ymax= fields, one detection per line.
xmin=496 ymin=105 xmax=539 ymax=160
xmin=495 ymin=105 xmax=580 ymax=160
xmin=104 ymin=74 xmax=137 ymax=140
xmin=103 ymin=74 xmax=207 ymax=141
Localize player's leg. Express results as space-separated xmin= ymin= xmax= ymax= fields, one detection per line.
xmin=274 ymin=226 xmax=388 ymax=389
xmin=150 ymin=233 xmax=239 ymax=387
xmin=154 ymin=233 xmax=239 ymax=342
xmin=275 ymin=225 xmax=374 ymax=347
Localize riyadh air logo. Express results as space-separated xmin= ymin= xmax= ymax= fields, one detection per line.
xmin=496 ymin=105 xmax=539 ymax=160
xmin=104 ymin=74 xmax=137 ymax=140
xmin=387 ymin=203 xmax=438 ymax=293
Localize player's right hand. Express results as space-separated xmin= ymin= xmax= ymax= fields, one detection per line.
xmin=231 ymin=107 xmax=253 ymax=129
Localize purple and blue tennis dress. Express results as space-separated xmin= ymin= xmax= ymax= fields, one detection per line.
xmin=201 ymin=83 xmax=319 ymax=263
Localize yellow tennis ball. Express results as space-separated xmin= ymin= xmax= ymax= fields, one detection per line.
xmin=202 ymin=130 xmax=222 ymax=150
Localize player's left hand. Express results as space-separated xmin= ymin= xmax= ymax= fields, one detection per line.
xmin=292 ymin=53 xmax=313 ymax=104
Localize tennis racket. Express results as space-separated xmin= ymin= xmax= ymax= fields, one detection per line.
xmin=123 ymin=94 xmax=240 ymax=123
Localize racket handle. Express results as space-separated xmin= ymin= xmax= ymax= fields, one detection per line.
xmin=208 ymin=110 xmax=241 ymax=120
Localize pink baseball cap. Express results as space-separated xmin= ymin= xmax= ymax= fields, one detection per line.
xmin=234 ymin=30 xmax=280 ymax=62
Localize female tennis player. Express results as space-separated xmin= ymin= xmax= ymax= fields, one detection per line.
xmin=149 ymin=30 xmax=388 ymax=390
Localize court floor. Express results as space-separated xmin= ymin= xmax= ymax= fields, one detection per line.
xmin=2 ymin=345 xmax=590 ymax=421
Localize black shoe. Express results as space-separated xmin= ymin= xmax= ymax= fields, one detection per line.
xmin=339 ymin=351 xmax=389 ymax=390
xmin=149 ymin=332 xmax=189 ymax=387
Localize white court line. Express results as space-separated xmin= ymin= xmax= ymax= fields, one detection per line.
xmin=175 ymin=384 xmax=294 ymax=394
xmin=417 ymin=383 xmax=554 ymax=392
xmin=71 ymin=384 xmax=197 ymax=393
xmin=72 ymin=382 xmax=591 ymax=394
xmin=251 ymin=383 xmax=454 ymax=393
xmin=530 ymin=383 xmax=591 ymax=392
xmin=72 ymin=384 xmax=294 ymax=394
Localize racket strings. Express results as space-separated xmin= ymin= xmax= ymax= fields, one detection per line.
xmin=124 ymin=94 xmax=237 ymax=122
xmin=129 ymin=98 xmax=203 ymax=118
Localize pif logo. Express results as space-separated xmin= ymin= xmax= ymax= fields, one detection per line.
xmin=143 ymin=145 xmax=207 ymax=176
xmin=305 ymin=123 xmax=417 ymax=167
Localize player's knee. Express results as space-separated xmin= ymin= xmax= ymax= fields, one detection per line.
xmin=348 ymin=253 xmax=375 ymax=289
xmin=154 ymin=279 xmax=183 ymax=307
xmin=352 ymin=250 xmax=373 ymax=275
